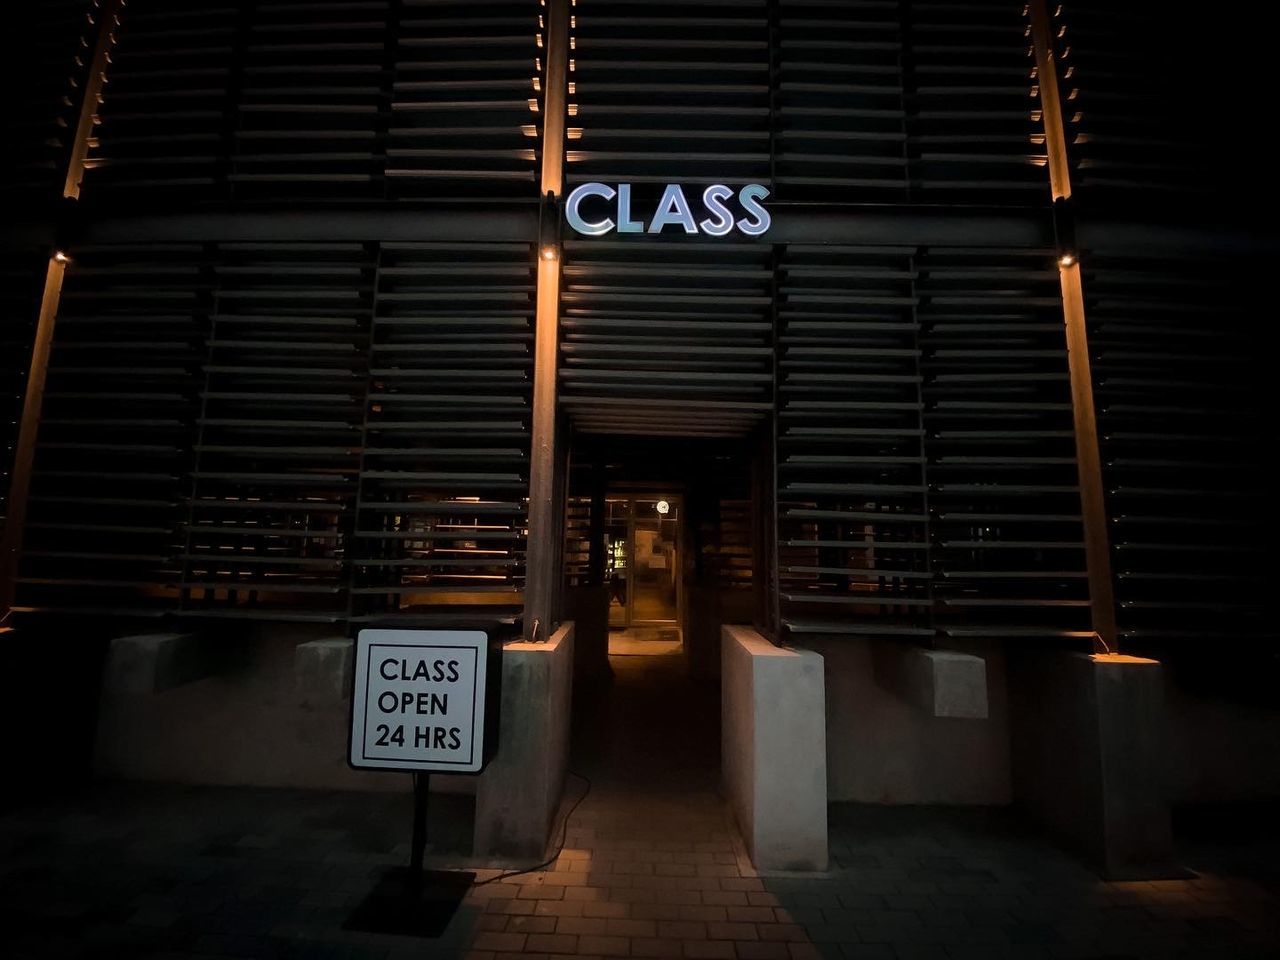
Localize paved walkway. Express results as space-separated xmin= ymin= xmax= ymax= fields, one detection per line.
xmin=1 ymin=654 xmax=1278 ymax=959
xmin=606 ymin=628 xmax=682 ymax=657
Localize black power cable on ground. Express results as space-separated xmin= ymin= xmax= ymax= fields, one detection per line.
xmin=472 ymin=771 xmax=592 ymax=886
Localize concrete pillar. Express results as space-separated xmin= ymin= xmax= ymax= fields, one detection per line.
xmin=722 ymin=626 xmax=828 ymax=871
xmin=873 ymin=642 xmax=989 ymax=719
xmin=103 ymin=632 xmax=217 ymax=695
xmin=686 ymin=582 xmax=722 ymax=680
xmin=474 ymin=622 xmax=575 ymax=859
xmin=565 ymin=585 xmax=610 ymax=681
xmin=294 ymin=637 xmax=353 ymax=707
xmin=1010 ymin=651 xmax=1176 ymax=879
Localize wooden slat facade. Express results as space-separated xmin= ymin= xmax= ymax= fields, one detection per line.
xmin=80 ymin=0 xmax=543 ymax=203
xmin=1085 ymin=254 xmax=1271 ymax=645
xmin=3 ymin=0 xmax=1272 ymax=653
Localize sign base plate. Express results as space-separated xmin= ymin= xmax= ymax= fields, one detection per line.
xmin=343 ymin=867 xmax=475 ymax=938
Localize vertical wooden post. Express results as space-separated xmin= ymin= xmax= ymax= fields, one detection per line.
xmin=1029 ymin=0 xmax=1117 ymax=653
xmin=64 ymin=0 xmax=125 ymax=202
xmin=539 ymin=0 xmax=569 ymax=198
xmin=1058 ymin=265 xmax=1117 ymax=650
xmin=1 ymin=0 xmax=122 ymax=619
xmin=524 ymin=0 xmax=570 ymax=640
xmin=526 ymin=253 xmax=562 ymax=640
xmin=587 ymin=460 xmax=606 ymax=587
xmin=1028 ymin=0 xmax=1072 ymax=204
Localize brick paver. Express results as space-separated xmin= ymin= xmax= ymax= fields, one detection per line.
xmin=468 ymin=660 xmax=1280 ymax=960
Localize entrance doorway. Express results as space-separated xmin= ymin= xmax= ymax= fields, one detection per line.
xmin=564 ymin=436 xmax=757 ymax=791
xmin=604 ymin=494 xmax=681 ymax=655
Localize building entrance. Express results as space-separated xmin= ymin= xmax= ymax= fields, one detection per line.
xmin=561 ymin=435 xmax=757 ymax=673
xmin=604 ymin=494 xmax=681 ymax=654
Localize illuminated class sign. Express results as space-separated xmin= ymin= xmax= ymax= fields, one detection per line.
xmin=565 ymin=182 xmax=771 ymax=237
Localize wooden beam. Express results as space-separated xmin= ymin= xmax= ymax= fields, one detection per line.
xmin=3 ymin=0 xmax=123 ymax=618
xmin=539 ymin=0 xmax=570 ymax=198
xmin=1029 ymin=0 xmax=1117 ymax=654
xmin=64 ymin=0 xmax=124 ymax=200
xmin=525 ymin=254 xmax=562 ymax=641
xmin=1058 ymin=263 xmax=1118 ymax=651
xmin=524 ymin=0 xmax=571 ymax=640
xmin=1028 ymin=0 xmax=1073 ymax=203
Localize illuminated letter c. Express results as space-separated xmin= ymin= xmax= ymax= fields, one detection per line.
xmin=565 ymin=182 xmax=617 ymax=236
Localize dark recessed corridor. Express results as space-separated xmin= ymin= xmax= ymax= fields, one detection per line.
xmin=571 ymin=652 xmax=721 ymax=795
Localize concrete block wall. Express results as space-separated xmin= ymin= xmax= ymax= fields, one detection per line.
xmin=1165 ymin=679 xmax=1280 ymax=804
xmin=95 ymin=625 xmax=403 ymax=792
xmin=105 ymin=633 xmax=215 ymax=695
xmin=94 ymin=622 xmax=585 ymax=863
xmin=722 ymin=626 xmax=828 ymax=871
xmin=474 ymin=623 xmax=575 ymax=859
xmin=812 ymin=636 xmax=1012 ymax=805
xmin=873 ymin=642 xmax=989 ymax=719
xmin=815 ymin=636 xmax=1279 ymax=811
xmin=1009 ymin=651 xmax=1175 ymax=878
xmin=294 ymin=637 xmax=353 ymax=708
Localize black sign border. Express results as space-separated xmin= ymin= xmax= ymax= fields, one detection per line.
xmin=356 ymin=642 xmax=481 ymax=769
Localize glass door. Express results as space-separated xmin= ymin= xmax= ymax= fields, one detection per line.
xmin=605 ymin=497 xmax=631 ymax=628
xmin=630 ymin=497 xmax=678 ymax=624
xmin=604 ymin=495 xmax=680 ymax=628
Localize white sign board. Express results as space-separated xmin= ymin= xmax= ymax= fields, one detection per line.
xmin=349 ymin=629 xmax=489 ymax=773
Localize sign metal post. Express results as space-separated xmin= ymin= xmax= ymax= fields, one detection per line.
xmin=345 ymin=628 xmax=499 ymax=937
xmin=410 ymin=772 xmax=429 ymax=876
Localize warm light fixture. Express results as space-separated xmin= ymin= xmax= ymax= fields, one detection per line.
xmin=539 ymin=191 xmax=562 ymax=264
xmin=656 ymin=500 xmax=670 ymax=515
xmin=1052 ymin=197 xmax=1077 ymax=271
